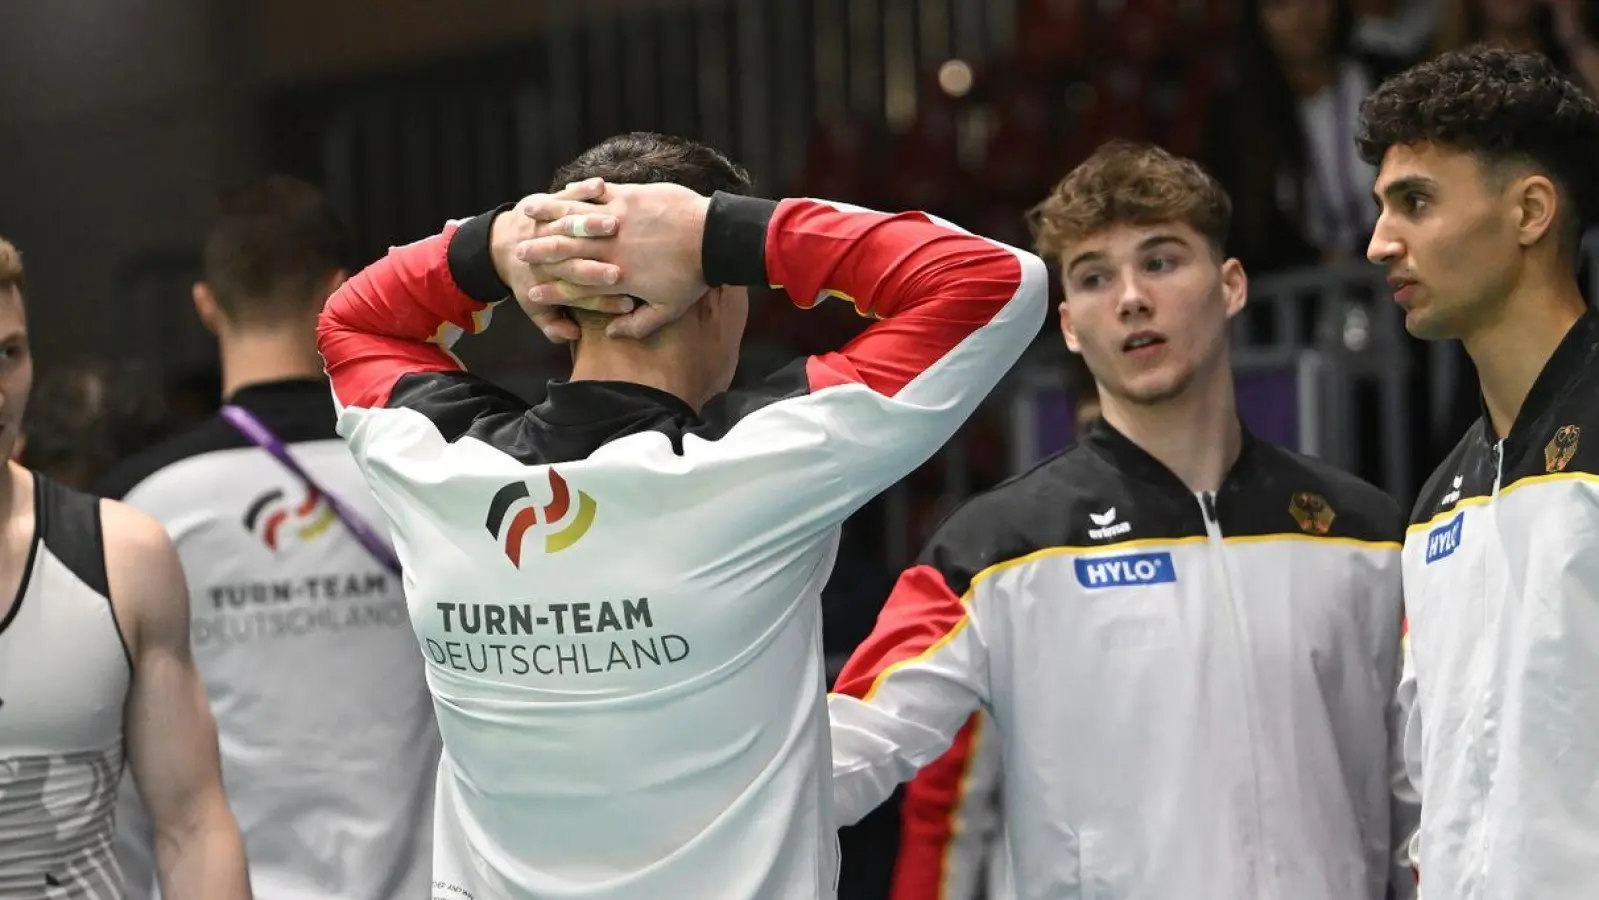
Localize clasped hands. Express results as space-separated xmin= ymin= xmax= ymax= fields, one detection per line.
xmin=488 ymin=178 xmax=713 ymax=343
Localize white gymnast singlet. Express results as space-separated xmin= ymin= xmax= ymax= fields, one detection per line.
xmin=0 ymin=475 xmax=131 ymax=900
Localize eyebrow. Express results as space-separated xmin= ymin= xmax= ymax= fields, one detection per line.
xmin=1065 ymin=234 xmax=1190 ymax=274
xmin=1373 ymin=175 xmax=1439 ymax=205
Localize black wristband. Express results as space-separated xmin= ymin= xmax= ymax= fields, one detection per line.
xmin=447 ymin=202 xmax=517 ymax=304
xmin=702 ymin=192 xmax=778 ymax=288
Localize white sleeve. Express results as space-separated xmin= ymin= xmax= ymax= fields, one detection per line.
xmin=828 ymin=559 xmax=991 ymax=826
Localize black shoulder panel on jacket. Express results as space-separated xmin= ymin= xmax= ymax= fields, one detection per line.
xmin=387 ymin=359 xmax=812 ymax=466
xmin=387 ymin=371 xmax=553 ymax=462
xmin=94 ymin=380 xmax=338 ymax=500
xmin=1409 ymin=419 xmax=1493 ymax=526
xmin=1221 ymin=442 xmax=1404 ymax=544
xmin=915 ymin=443 xmax=1210 ymax=597
xmin=914 ymin=434 xmax=1404 ymax=599
xmin=1496 ymin=325 xmax=1599 ymax=487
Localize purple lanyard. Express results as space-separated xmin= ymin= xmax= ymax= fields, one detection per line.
xmin=220 ymin=405 xmax=402 ymax=576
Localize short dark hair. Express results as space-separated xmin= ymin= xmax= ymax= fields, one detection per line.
xmin=1357 ymin=46 xmax=1599 ymax=253
xmin=1029 ymin=140 xmax=1232 ymax=261
xmin=549 ymin=132 xmax=753 ymax=197
xmin=203 ymin=175 xmax=352 ymax=324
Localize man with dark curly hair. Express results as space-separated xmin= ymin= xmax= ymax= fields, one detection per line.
xmin=1360 ymin=44 xmax=1599 ymax=897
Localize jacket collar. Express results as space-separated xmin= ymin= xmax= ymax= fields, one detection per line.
xmin=1484 ymin=308 xmax=1597 ymax=459
xmin=226 ymin=377 xmax=331 ymax=408
xmin=1082 ymin=417 xmax=1259 ymax=500
xmin=535 ymin=379 xmax=697 ymax=426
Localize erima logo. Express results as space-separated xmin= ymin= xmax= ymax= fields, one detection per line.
xmin=1087 ymin=507 xmax=1132 ymax=541
xmin=1440 ymin=475 xmax=1462 ymax=507
xmin=1074 ymin=551 xmax=1176 ymax=589
xmin=1425 ymin=513 xmax=1463 ymax=564
xmin=485 ymin=469 xmax=597 ymax=567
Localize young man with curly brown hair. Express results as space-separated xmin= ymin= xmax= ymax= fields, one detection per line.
xmin=1361 ymin=45 xmax=1599 ymax=897
xmin=829 ymin=140 xmax=1418 ymax=900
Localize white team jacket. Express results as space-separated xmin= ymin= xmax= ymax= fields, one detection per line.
xmin=1402 ymin=310 xmax=1599 ymax=898
xmin=831 ymin=422 xmax=1420 ymax=900
xmin=316 ymin=191 xmax=1048 ymax=900
xmin=97 ymin=380 xmax=439 ymax=900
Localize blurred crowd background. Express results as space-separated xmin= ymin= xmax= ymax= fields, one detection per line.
xmin=4 ymin=0 xmax=1598 ymax=896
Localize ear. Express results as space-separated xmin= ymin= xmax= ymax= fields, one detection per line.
xmin=1512 ymin=174 xmax=1560 ymax=249
xmin=1057 ymin=296 xmax=1082 ymax=353
xmin=1219 ymin=257 xmax=1249 ymax=320
xmin=191 ymin=282 xmax=221 ymax=336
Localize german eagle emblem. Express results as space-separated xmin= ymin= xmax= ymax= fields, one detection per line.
xmin=1289 ymin=492 xmax=1335 ymax=535
xmin=1545 ymin=424 xmax=1581 ymax=473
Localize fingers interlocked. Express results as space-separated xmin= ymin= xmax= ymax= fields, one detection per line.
xmin=510 ymin=178 xmax=634 ymax=343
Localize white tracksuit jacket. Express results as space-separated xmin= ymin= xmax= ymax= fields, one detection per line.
xmin=831 ymin=421 xmax=1421 ymax=900
xmin=316 ymin=190 xmax=1047 ymax=900
xmin=1403 ymin=310 xmax=1599 ymax=899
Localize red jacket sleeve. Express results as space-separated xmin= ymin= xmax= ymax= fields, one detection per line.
xmin=317 ymin=211 xmax=506 ymax=412
xmin=751 ymin=198 xmax=1044 ymax=399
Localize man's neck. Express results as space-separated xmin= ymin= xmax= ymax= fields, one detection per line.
xmin=1462 ymin=279 xmax=1587 ymax=440
xmin=0 ymin=460 xmax=14 ymax=520
xmin=569 ymin=340 xmax=709 ymax=411
xmin=0 ymin=461 xmax=29 ymax=530
xmin=1098 ymin=364 xmax=1243 ymax=494
xmin=218 ymin=324 xmax=326 ymax=400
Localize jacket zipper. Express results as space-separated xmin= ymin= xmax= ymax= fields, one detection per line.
xmin=1199 ymin=490 xmax=1268 ymax=897
xmin=1476 ymin=440 xmax=1506 ymax=885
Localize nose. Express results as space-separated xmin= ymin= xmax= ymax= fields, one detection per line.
xmin=1116 ymin=272 xmax=1152 ymax=320
xmin=1367 ymin=217 xmax=1403 ymax=266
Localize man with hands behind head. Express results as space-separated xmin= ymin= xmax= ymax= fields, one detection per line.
xmin=317 ymin=131 xmax=1047 ymax=900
